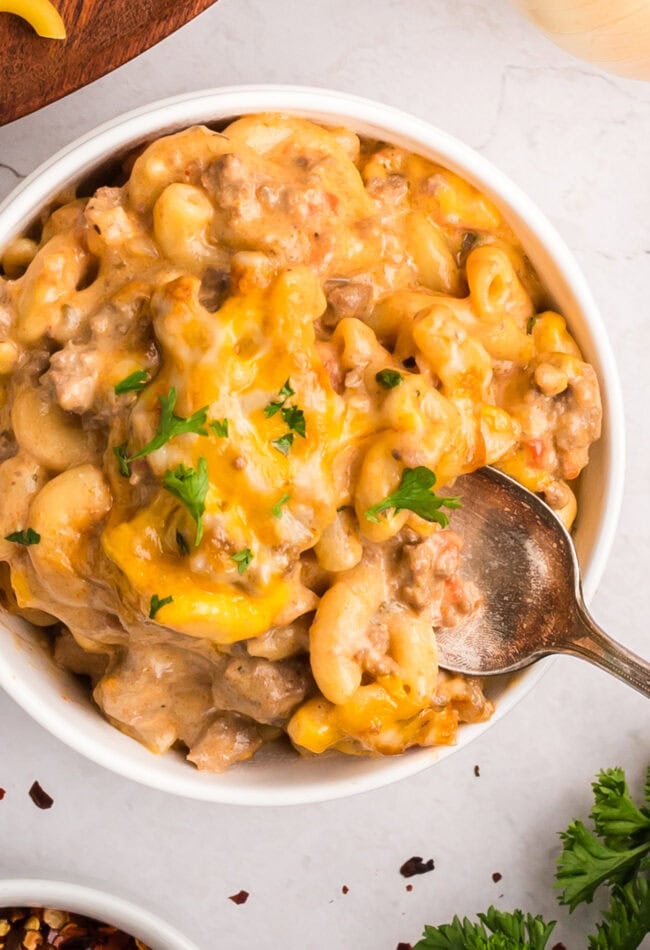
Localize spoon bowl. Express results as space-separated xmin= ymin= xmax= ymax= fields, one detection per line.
xmin=437 ymin=467 xmax=650 ymax=697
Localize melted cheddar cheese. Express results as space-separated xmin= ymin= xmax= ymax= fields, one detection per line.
xmin=0 ymin=115 xmax=602 ymax=771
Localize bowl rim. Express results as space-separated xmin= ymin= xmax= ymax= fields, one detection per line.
xmin=0 ymin=878 xmax=199 ymax=949
xmin=0 ymin=85 xmax=625 ymax=804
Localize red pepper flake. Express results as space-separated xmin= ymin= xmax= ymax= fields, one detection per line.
xmin=341 ymin=885 xmax=349 ymax=895
xmin=405 ymin=884 xmax=413 ymax=892
xmin=0 ymin=787 xmax=5 ymax=799
xmin=552 ymin=944 xmax=567 ymax=950
xmin=228 ymin=890 xmax=249 ymax=905
xmin=474 ymin=765 xmax=480 ymax=777
xmin=400 ymin=856 xmax=434 ymax=877
xmin=29 ymin=780 xmax=53 ymax=809
xmin=492 ymin=871 xmax=502 ymax=883
xmin=397 ymin=943 xmax=412 ymax=950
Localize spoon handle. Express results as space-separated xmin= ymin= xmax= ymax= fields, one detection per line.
xmin=568 ymin=605 xmax=650 ymax=698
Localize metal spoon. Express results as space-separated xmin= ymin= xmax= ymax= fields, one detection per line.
xmin=435 ymin=466 xmax=650 ymax=697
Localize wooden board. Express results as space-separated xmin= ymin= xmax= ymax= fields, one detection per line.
xmin=0 ymin=0 xmax=220 ymax=127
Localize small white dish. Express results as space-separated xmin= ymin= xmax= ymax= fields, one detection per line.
xmin=0 ymin=879 xmax=198 ymax=949
xmin=0 ymin=86 xmax=625 ymax=805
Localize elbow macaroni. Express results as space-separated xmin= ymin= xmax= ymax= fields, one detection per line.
xmin=0 ymin=115 xmax=602 ymax=770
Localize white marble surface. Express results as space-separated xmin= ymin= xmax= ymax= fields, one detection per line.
xmin=1 ymin=1 xmax=650 ymax=947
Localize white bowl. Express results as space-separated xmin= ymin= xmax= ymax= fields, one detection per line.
xmin=0 ymin=86 xmax=625 ymax=805
xmin=0 ymin=879 xmax=198 ymax=949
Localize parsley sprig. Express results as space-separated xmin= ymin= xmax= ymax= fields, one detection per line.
xmin=163 ymin=456 xmax=209 ymax=546
xmin=149 ymin=593 xmax=173 ymax=619
xmin=231 ymin=548 xmax=253 ymax=575
xmin=264 ymin=379 xmax=295 ymax=417
xmin=409 ymin=764 xmax=650 ymax=950
xmin=365 ymin=467 xmax=461 ymax=526
xmin=114 ymin=370 xmax=149 ymax=395
xmin=266 ymin=379 xmax=306 ymax=455
xmin=5 ymin=528 xmax=40 ymax=546
xmin=272 ymin=493 xmax=291 ymax=518
xmin=414 ymin=908 xmax=556 ymax=949
xmin=114 ymin=387 xmax=208 ymax=477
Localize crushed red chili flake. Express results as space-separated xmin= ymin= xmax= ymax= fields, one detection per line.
xmin=0 ymin=907 xmax=149 ymax=948
xmin=551 ymin=944 xmax=567 ymax=950
xmin=474 ymin=765 xmax=480 ymax=777
xmin=0 ymin=788 xmax=5 ymax=800
xmin=28 ymin=781 xmax=53 ymax=809
xmin=396 ymin=943 xmax=412 ymax=950
xmin=228 ymin=890 xmax=249 ymax=905
xmin=492 ymin=871 xmax=503 ymax=883
xmin=341 ymin=885 xmax=349 ymax=895
xmin=400 ymin=856 xmax=434 ymax=877
xmin=405 ymin=884 xmax=413 ymax=892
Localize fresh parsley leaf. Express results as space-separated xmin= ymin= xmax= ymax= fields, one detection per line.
xmin=114 ymin=370 xmax=149 ymax=395
xmin=588 ymin=878 xmax=650 ymax=950
xmin=162 ymin=456 xmax=209 ymax=546
xmin=231 ymin=548 xmax=253 ymax=575
xmin=114 ymin=389 xmax=209 ymax=477
xmin=478 ymin=909 xmax=556 ymax=950
xmin=281 ymin=405 xmax=306 ymax=438
xmin=209 ymin=418 xmax=229 ymax=438
xmin=413 ymin=908 xmax=555 ymax=950
xmin=4 ymin=528 xmax=40 ymax=546
xmin=149 ymin=593 xmax=173 ymax=619
xmin=591 ymin=767 xmax=650 ymax=843
xmin=375 ymin=368 xmax=403 ymax=389
xmin=556 ymin=820 xmax=650 ymax=910
xmin=176 ymin=530 xmax=189 ymax=557
xmin=365 ymin=467 xmax=461 ymax=526
xmin=113 ymin=444 xmax=131 ymax=477
xmin=130 ymin=388 xmax=208 ymax=461
xmin=278 ymin=379 xmax=295 ymax=400
xmin=264 ymin=379 xmax=296 ymax=417
xmin=272 ymin=433 xmax=294 ymax=456
xmin=272 ymin=493 xmax=291 ymax=518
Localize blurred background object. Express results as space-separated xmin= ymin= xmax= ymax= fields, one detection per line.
xmin=513 ymin=0 xmax=650 ymax=80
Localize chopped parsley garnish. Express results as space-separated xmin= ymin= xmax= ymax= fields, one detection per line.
xmin=176 ymin=530 xmax=190 ymax=556
xmin=114 ymin=388 xmax=208 ymax=476
xmin=5 ymin=528 xmax=40 ymax=546
xmin=272 ymin=433 xmax=294 ymax=456
xmin=209 ymin=418 xmax=229 ymax=438
xmin=281 ymin=405 xmax=306 ymax=437
xmin=375 ymin=368 xmax=403 ymax=389
xmin=231 ymin=548 xmax=253 ymax=575
xmin=149 ymin=593 xmax=173 ymax=619
xmin=527 ymin=315 xmax=538 ymax=334
xmin=114 ymin=370 xmax=149 ymax=395
xmin=162 ymin=456 xmax=209 ymax=546
xmin=272 ymin=493 xmax=291 ymax=518
xmin=264 ymin=378 xmax=295 ymax=417
xmin=365 ymin=466 xmax=461 ymax=526
xmin=265 ymin=379 xmax=305 ymax=453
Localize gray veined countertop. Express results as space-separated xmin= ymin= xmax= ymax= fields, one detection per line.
xmin=1 ymin=1 xmax=649 ymax=947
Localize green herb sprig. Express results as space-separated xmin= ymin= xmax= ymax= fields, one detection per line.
xmin=5 ymin=528 xmax=40 ymax=546
xmin=149 ymin=593 xmax=173 ymax=619
xmin=231 ymin=548 xmax=253 ymax=575
xmin=114 ymin=388 xmax=208 ymax=477
xmin=162 ymin=456 xmax=209 ymax=546
xmin=375 ymin=368 xmax=403 ymax=389
xmin=409 ymin=763 xmax=650 ymax=950
xmin=114 ymin=370 xmax=149 ymax=395
xmin=365 ymin=466 xmax=461 ymax=526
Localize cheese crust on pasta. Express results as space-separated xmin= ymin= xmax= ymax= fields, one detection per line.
xmin=0 ymin=115 xmax=601 ymax=770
